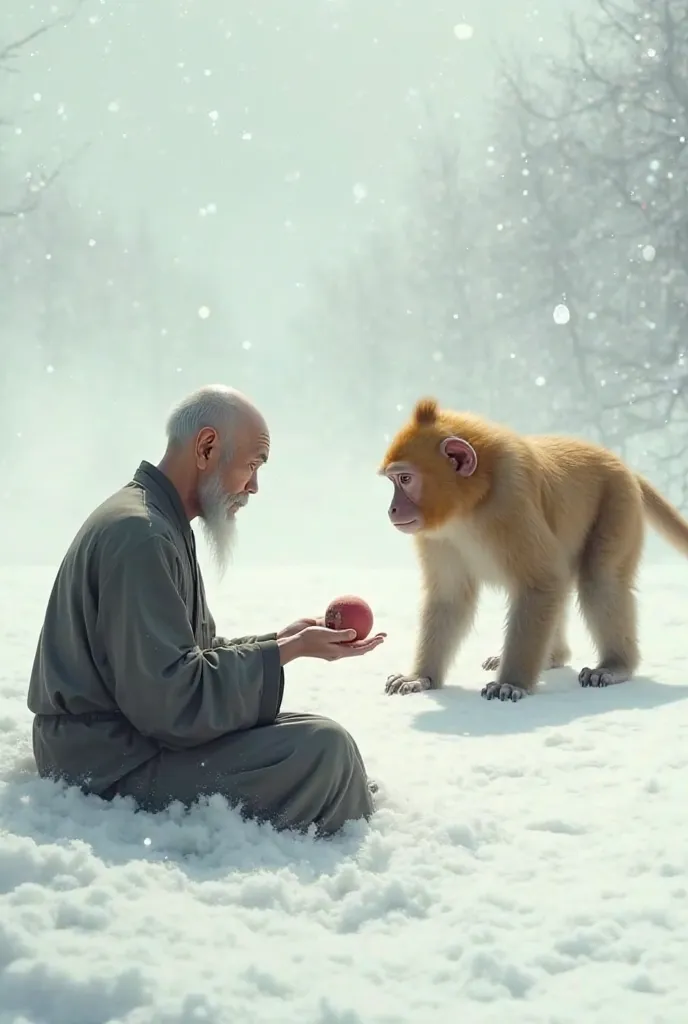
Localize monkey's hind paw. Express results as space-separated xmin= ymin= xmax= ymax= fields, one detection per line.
xmin=385 ymin=673 xmax=432 ymax=696
xmin=482 ymin=655 xmax=501 ymax=672
xmin=578 ymin=666 xmax=629 ymax=688
xmin=481 ymin=682 xmax=527 ymax=702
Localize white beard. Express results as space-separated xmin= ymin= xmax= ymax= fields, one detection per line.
xmin=197 ymin=471 xmax=247 ymax=577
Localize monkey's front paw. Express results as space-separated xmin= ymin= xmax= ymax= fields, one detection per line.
xmin=481 ymin=682 xmax=527 ymax=702
xmin=578 ymin=666 xmax=628 ymax=688
xmin=385 ymin=673 xmax=432 ymax=696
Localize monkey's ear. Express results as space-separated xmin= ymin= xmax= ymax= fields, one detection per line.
xmin=440 ymin=436 xmax=478 ymax=477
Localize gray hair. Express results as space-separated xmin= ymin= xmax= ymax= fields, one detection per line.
xmin=165 ymin=384 xmax=249 ymax=457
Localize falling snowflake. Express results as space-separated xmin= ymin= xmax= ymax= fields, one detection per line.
xmin=553 ymin=303 xmax=570 ymax=325
xmin=353 ymin=183 xmax=368 ymax=202
xmin=198 ymin=306 xmax=210 ymax=319
xmin=642 ymin=244 xmax=656 ymax=262
xmin=535 ymin=375 xmax=546 ymax=386
xmin=453 ymin=24 xmax=474 ymax=40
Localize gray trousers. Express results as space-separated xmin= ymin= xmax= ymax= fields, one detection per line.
xmin=113 ymin=712 xmax=375 ymax=836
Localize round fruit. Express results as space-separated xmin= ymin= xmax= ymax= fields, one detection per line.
xmin=324 ymin=595 xmax=374 ymax=640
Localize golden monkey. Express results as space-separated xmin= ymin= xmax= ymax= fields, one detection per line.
xmin=379 ymin=397 xmax=688 ymax=701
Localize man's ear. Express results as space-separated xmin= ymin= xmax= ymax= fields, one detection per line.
xmin=195 ymin=427 xmax=218 ymax=466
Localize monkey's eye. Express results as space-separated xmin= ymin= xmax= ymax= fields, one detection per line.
xmin=399 ymin=474 xmax=412 ymax=485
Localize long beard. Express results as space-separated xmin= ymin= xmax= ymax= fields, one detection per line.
xmin=197 ymin=472 xmax=247 ymax=577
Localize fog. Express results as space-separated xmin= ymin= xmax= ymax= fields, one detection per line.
xmin=2 ymin=0 xmax=683 ymax=571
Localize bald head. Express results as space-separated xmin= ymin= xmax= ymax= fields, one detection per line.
xmin=159 ymin=385 xmax=270 ymax=574
xmin=165 ymin=384 xmax=268 ymax=456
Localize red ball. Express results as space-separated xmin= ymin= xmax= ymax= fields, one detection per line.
xmin=324 ymin=595 xmax=374 ymax=640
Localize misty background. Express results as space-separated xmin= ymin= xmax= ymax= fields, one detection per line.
xmin=1 ymin=0 xmax=685 ymax=574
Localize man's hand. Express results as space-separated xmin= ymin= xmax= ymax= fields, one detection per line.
xmin=277 ymin=616 xmax=324 ymax=640
xmin=277 ymin=625 xmax=386 ymax=666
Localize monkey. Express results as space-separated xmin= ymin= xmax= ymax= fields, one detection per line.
xmin=379 ymin=397 xmax=688 ymax=702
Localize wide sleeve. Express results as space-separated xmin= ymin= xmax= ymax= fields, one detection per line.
xmin=205 ymin=606 xmax=275 ymax=648
xmin=98 ymin=534 xmax=284 ymax=749
xmin=212 ymin=632 xmax=277 ymax=648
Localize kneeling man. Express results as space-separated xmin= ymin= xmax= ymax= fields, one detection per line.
xmin=27 ymin=385 xmax=385 ymax=836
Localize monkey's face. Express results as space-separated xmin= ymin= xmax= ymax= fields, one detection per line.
xmin=381 ymin=436 xmax=480 ymax=534
xmin=384 ymin=463 xmax=425 ymax=533
xmin=379 ymin=396 xmax=494 ymax=534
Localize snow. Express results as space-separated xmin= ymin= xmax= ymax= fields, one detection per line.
xmin=552 ymin=303 xmax=570 ymax=325
xmin=453 ymin=24 xmax=475 ymax=41
xmin=2 ymin=560 xmax=688 ymax=1022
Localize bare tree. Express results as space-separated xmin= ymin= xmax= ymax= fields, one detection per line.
xmin=293 ymin=122 xmax=504 ymax=442
xmin=474 ymin=96 xmax=610 ymax=439
xmin=491 ymin=0 xmax=688 ymax=494
xmin=0 ymin=5 xmax=87 ymax=217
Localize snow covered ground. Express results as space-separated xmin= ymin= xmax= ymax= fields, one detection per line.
xmin=2 ymin=560 xmax=688 ymax=1024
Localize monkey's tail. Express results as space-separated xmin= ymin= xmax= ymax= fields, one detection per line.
xmin=638 ymin=475 xmax=688 ymax=557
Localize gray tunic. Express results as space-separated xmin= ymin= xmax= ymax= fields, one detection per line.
xmin=27 ymin=462 xmax=374 ymax=835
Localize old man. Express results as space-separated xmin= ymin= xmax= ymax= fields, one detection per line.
xmin=27 ymin=385 xmax=385 ymax=836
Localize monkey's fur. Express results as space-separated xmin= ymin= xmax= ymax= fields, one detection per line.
xmin=380 ymin=397 xmax=688 ymax=701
